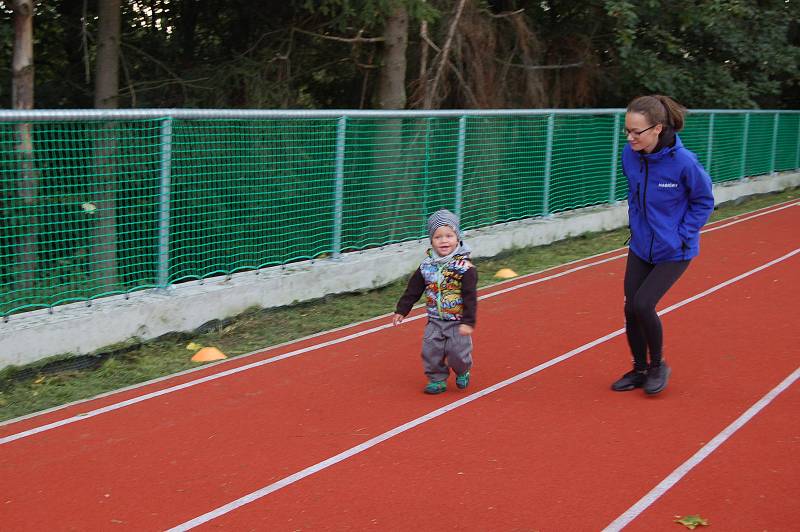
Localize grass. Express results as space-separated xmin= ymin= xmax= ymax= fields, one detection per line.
xmin=1 ymin=187 xmax=796 ymax=422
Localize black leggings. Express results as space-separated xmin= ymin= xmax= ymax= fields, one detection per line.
xmin=624 ymin=252 xmax=690 ymax=370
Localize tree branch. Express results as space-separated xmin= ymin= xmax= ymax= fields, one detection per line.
xmin=122 ymin=41 xmax=185 ymax=83
xmin=118 ymin=45 xmax=137 ymax=106
xmin=81 ymin=0 xmax=91 ymax=84
xmin=487 ymin=8 xmax=525 ymax=19
xmin=425 ymin=0 xmax=468 ymax=109
xmin=446 ymin=58 xmax=480 ymax=108
xmin=116 ymin=77 xmax=210 ymax=96
xmin=494 ymin=59 xmax=585 ymax=70
xmin=292 ymin=27 xmax=384 ymax=44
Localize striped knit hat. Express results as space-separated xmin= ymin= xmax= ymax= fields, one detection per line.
xmin=427 ymin=209 xmax=460 ymax=239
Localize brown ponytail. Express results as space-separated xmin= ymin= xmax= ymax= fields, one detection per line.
xmin=626 ymin=95 xmax=687 ymax=131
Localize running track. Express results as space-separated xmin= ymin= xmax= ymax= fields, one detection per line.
xmin=1 ymin=201 xmax=798 ymax=531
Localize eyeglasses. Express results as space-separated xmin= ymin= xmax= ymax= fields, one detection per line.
xmin=624 ymin=124 xmax=657 ymax=137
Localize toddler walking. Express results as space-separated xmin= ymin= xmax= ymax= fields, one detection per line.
xmin=393 ymin=210 xmax=477 ymax=394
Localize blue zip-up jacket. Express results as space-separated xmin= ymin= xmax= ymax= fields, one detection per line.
xmin=622 ymin=134 xmax=714 ymax=263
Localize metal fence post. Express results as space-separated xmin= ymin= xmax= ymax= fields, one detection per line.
xmin=740 ymin=113 xmax=750 ymax=179
xmin=796 ymin=115 xmax=800 ymax=170
xmin=610 ymin=113 xmax=620 ymax=203
xmin=332 ymin=116 xmax=347 ymax=258
xmin=707 ymin=112 xmax=715 ymax=173
xmin=542 ymin=113 xmax=555 ymax=214
xmin=454 ymin=115 xmax=466 ymax=218
xmin=422 ymin=117 xmax=432 ymax=228
xmin=157 ymin=117 xmax=173 ymax=289
xmin=770 ymin=112 xmax=779 ymax=175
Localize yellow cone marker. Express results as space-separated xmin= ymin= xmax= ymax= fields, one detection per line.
xmin=494 ymin=268 xmax=518 ymax=279
xmin=191 ymin=346 xmax=227 ymax=362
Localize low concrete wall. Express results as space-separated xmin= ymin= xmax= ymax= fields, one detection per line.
xmin=1 ymin=172 xmax=797 ymax=368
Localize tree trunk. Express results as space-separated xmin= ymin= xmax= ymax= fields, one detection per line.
xmin=373 ymin=3 xmax=411 ymax=240
xmin=179 ymin=0 xmax=200 ymax=69
xmin=91 ymin=0 xmax=122 ymax=292
xmin=95 ymin=0 xmax=121 ymax=108
xmin=11 ymin=0 xmax=38 ymax=294
xmin=417 ymin=16 xmax=430 ymax=106
xmin=12 ymin=1 xmax=34 ymax=111
xmin=376 ymin=3 xmax=408 ymax=110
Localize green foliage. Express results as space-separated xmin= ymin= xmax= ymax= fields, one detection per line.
xmin=602 ymin=0 xmax=800 ymax=108
xmin=303 ymin=0 xmax=438 ymax=28
xmin=0 ymin=0 xmax=797 ymax=108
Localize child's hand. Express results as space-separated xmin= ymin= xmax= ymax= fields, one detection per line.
xmin=458 ymin=324 xmax=474 ymax=336
xmin=392 ymin=313 xmax=405 ymax=326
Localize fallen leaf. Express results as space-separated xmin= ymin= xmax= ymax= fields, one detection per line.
xmin=674 ymin=514 xmax=709 ymax=529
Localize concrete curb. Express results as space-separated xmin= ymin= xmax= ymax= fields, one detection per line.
xmin=1 ymin=171 xmax=797 ymax=368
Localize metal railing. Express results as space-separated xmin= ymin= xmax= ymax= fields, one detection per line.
xmin=1 ymin=108 xmax=798 ymax=316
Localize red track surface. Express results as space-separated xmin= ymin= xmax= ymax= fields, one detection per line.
xmin=1 ymin=202 xmax=798 ymax=531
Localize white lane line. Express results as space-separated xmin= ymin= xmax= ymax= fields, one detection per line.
xmin=658 ymin=248 xmax=800 ymax=314
xmin=480 ymin=253 xmax=626 ymax=300
xmin=167 ymin=331 xmax=628 ymax=532
xmin=702 ymin=200 xmax=799 ymax=234
xmin=2 ymin=201 xmax=796 ymax=435
xmin=0 ymin=254 xmax=625 ymax=445
xmin=166 ymin=248 xmax=800 ymax=531
xmin=0 ymin=239 xmax=625 ymax=430
xmin=603 ymin=366 xmax=800 ymax=532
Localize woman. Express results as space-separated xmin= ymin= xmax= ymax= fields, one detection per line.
xmin=612 ymin=95 xmax=714 ymax=395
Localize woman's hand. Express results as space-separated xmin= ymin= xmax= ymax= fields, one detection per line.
xmin=458 ymin=324 xmax=474 ymax=336
xmin=392 ymin=313 xmax=405 ymax=326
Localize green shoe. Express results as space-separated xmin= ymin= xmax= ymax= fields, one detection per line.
xmin=424 ymin=380 xmax=447 ymax=394
xmin=456 ymin=371 xmax=471 ymax=389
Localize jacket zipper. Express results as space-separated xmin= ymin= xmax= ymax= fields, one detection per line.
xmin=642 ymin=157 xmax=654 ymax=262
xmin=435 ymin=263 xmax=445 ymax=319
xmin=627 ymin=183 xmax=640 ymax=246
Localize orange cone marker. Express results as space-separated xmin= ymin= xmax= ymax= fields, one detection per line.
xmin=494 ymin=268 xmax=518 ymax=279
xmin=191 ymin=346 xmax=228 ymax=362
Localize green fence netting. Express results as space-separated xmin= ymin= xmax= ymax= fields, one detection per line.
xmin=1 ymin=109 xmax=798 ymax=316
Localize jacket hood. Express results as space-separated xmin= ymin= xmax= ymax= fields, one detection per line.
xmin=426 ymin=241 xmax=472 ymax=265
xmin=637 ymin=133 xmax=683 ymax=162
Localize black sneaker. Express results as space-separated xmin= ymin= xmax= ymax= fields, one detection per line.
xmin=644 ymin=362 xmax=671 ymax=395
xmin=611 ymin=370 xmax=647 ymax=391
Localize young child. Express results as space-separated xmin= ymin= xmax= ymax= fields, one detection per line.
xmin=392 ymin=209 xmax=478 ymax=394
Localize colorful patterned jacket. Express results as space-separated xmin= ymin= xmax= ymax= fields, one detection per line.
xmin=395 ymin=247 xmax=477 ymax=326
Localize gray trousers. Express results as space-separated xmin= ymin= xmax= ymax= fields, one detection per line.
xmin=421 ymin=319 xmax=473 ymax=382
